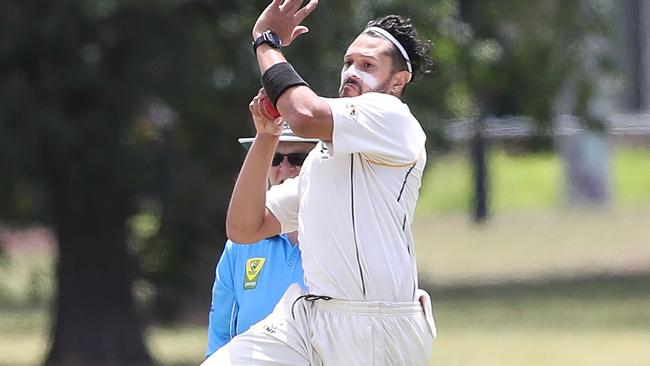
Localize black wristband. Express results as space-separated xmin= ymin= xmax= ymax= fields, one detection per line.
xmin=261 ymin=62 xmax=309 ymax=107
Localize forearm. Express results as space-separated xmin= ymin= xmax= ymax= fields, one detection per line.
xmin=206 ymin=291 xmax=235 ymax=356
xmin=250 ymin=0 xmax=330 ymax=136
xmin=255 ymin=46 xmax=333 ymax=140
xmin=276 ymin=86 xmax=332 ymax=139
xmin=206 ymin=250 xmax=236 ymax=356
xmin=226 ymin=134 xmax=278 ymax=240
xmin=255 ymin=44 xmax=286 ymax=74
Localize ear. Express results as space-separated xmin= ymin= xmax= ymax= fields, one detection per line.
xmin=390 ymin=70 xmax=411 ymax=96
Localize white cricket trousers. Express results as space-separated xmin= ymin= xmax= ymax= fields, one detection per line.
xmin=202 ymin=283 xmax=436 ymax=366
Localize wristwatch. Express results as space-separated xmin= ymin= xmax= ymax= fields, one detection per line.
xmin=252 ymin=30 xmax=281 ymax=53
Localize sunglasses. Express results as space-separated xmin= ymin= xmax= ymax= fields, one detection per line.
xmin=272 ymin=153 xmax=308 ymax=167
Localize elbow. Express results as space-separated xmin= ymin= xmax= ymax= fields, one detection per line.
xmin=282 ymin=101 xmax=320 ymax=138
xmin=225 ymin=218 xmax=257 ymax=244
xmin=224 ymin=221 xmax=238 ymax=243
xmin=287 ymin=117 xmax=312 ymax=137
xmin=227 ymin=233 xmax=251 ymax=244
xmin=226 ymin=225 xmax=258 ymax=244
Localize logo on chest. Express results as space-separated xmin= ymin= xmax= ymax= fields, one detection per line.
xmin=244 ymin=257 xmax=266 ymax=290
xmin=346 ymin=103 xmax=358 ymax=119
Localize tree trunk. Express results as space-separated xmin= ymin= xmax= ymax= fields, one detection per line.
xmin=45 ymin=185 xmax=152 ymax=366
xmin=471 ymin=118 xmax=489 ymax=223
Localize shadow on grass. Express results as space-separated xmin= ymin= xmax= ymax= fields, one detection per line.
xmin=422 ymin=272 xmax=650 ymax=300
xmin=421 ymin=273 xmax=650 ymax=330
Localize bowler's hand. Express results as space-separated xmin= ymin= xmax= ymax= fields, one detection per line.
xmin=252 ymin=0 xmax=319 ymax=46
xmin=249 ymin=89 xmax=283 ymax=136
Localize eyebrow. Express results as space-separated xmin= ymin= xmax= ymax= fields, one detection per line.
xmin=343 ymin=53 xmax=381 ymax=62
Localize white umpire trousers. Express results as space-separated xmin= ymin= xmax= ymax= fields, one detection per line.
xmin=201 ymin=283 xmax=436 ymax=366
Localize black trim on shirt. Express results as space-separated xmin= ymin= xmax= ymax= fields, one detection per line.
xmin=398 ymin=162 xmax=418 ymax=300
xmin=397 ymin=162 xmax=417 ymax=202
xmin=350 ymin=154 xmax=366 ymax=297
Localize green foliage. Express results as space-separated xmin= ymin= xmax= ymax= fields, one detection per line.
xmin=0 ymin=1 xmax=230 ymax=321
xmin=458 ymin=0 xmax=613 ymax=126
xmin=344 ymin=0 xmax=615 ymax=150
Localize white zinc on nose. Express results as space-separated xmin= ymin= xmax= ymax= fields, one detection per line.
xmin=340 ymin=64 xmax=379 ymax=90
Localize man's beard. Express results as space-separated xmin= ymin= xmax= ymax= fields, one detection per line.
xmin=371 ymin=79 xmax=393 ymax=94
xmin=338 ymin=79 xmax=362 ymax=97
xmin=338 ymin=79 xmax=392 ymax=97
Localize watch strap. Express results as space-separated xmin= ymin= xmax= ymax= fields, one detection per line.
xmin=252 ymin=31 xmax=281 ymax=54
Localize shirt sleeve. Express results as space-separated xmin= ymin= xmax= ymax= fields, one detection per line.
xmin=266 ymin=176 xmax=299 ymax=233
xmin=324 ymin=92 xmax=426 ymax=166
xmin=206 ymin=241 xmax=238 ymax=357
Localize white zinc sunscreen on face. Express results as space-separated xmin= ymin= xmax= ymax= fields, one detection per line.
xmin=340 ymin=64 xmax=379 ymax=90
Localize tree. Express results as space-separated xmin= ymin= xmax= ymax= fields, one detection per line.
xmin=0 ymin=0 xmax=246 ymax=364
xmin=0 ymin=0 xmax=615 ymax=364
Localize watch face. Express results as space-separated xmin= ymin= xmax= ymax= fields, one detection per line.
xmin=265 ymin=31 xmax=281 ymax=48
xmin=253 ymin=31 xmax=281 ymax=53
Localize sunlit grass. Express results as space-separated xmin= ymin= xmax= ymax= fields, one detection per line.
xmin=148 ymin=326 xmax=206 ymax=366
xmin=429 ymin=275 xmax=650 ymax=366
xmin=431 ymin=329 xmax=650 ymax=366
xmin=417 ymin=147 xmax=650 ymax=216
xmin=490 ymin=151 xmax=562 ymax=211
xmin=0 ymin=303 xmax=49 ymax=366
xmin=4 ymin=279 xmax=649 ymax=366
xmin=418 ymin=151 xmax=472 ymax=214
xmin=414 ymin=208 xmax=650 ymax=284
xmin=613 ymin=148 xmax=650 ymax=205
xmin=417 ymin=150 xmax=562 ymax=216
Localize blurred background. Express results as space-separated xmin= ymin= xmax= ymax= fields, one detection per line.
xmin=1 ymin=0 xmax=649 ymax=365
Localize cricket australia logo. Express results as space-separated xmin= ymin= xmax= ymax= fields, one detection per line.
xmin=244 ymin=257 xmax=266 ymax=290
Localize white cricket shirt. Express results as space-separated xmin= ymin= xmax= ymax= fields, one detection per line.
xmin=266 ymin=92 xmax=426 ymax=302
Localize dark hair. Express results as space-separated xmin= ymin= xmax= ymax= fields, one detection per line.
xmin=365 ymin=15 xmax=434 ymax=84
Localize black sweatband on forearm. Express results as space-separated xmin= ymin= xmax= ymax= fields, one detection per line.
xmin=261 ymin=62 xmax=309 ymax=107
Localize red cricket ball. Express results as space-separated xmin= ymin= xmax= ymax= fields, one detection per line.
xmin=262 ymin=97 xmax=281 ymax=119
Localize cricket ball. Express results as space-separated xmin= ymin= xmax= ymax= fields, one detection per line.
xmin=262 ymin=97 xmax=281 ymax=119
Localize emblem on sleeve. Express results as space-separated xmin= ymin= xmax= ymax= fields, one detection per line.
xmin=319 ymin=141 xmax=331 ymax=159
xmin=244 ymin=257 xmax=266 ymax=290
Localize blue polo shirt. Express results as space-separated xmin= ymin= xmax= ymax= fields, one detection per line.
xmin=205 ymin=234 xmax=304 ymax=357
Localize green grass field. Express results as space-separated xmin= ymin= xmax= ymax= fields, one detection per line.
xmin=3 ymin=207 xmax=649 ymax=366
xmin=2 ymin=262 xmax=649 ymax=366
xmin=417 ymin=147 xmax=650 ymax=215
xmin=1 ymin=148 xmax=650 ymax=365
xmin=414 ymin=208 xmax=650 ymax=284
xmin=429 ymin=275 xmax=650 ymax=366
